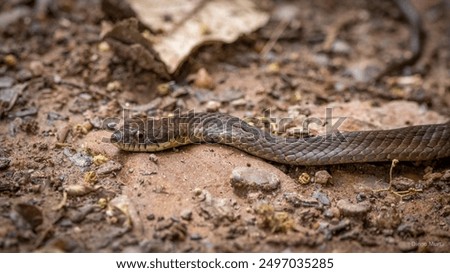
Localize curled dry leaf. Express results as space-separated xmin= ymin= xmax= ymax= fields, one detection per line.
xmin=103 ymin=0 xmax=269 ymax=75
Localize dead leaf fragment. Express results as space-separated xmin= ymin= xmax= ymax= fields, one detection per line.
xmin=104 ymin=0 xmax=269 ymax=75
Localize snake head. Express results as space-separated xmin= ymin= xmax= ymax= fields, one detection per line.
xmin=110 ymin=119 xmax=147 ymax=151
xmin=110 ymin=117 xmax=188 ymax=152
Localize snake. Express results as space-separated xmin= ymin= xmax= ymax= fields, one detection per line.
xmin=110 ymin=112 xmax=450 ymax=165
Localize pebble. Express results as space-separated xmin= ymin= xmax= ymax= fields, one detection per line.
xmin=312 ymin=190 xmax=330 ymax=206
xmin=98 ymin=41 xmax=110 ymax=52
xmin=193 ymin=68 xmax=215 ymax=89
xmin=190 ymin=233 xmax=203 ymax=240
xmin=331 ymin=40 xmax=351 ymax=54
xmin=356 ymin=192 xmax=367 ymax=202
xmin=148 ymin=154 xmax=158 ymax=163
xmin=230 ymin=167 xmax=280 ymax=192
xmin=0 ymin=157 xmax=10 ymax=170
xmin=337 ymin=199 xmax=371 ymax=218
xmin=324 ymin=207 xmax=340 ymax=219
xmin=96 ymin=160 xmax=122 ymax=175
xmin=29 ymin=61 xmax=44 ymax=76
xmin=47 ymin=111 xmax=67 ymax=121
xmin=391 ymin=177 xmax=415 ymax=191
xmin=106 ymin=81 xmax=122 ymax=92
xmin=314 ymin=170 xmax=332 ymax=185
xmin=180 ymin=209 xmax=192 ymax=221
xmin=0 ymin=76 xmax=14 ymax=88
xmin=205 ymin=100 xmax=221 ymax=112
xmin=146 ymin=213 xmax=155 ymax=221
xmin=63 ymin=148 xmax=93 ymax=167
xmin=193 ymin=188 xmax=202 ymax=196
xmin=230 ymin=98 xmax=247 ymax=107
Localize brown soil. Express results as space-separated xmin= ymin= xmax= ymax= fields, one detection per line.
xmin=1 ymin=0 xmax=449 ymax=252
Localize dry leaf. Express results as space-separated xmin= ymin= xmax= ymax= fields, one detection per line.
xmin=103 ymin=0 xmax=269 ymax=75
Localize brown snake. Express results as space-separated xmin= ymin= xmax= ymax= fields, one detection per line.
xmin=110 ymin=112 xmax=450 ymax=165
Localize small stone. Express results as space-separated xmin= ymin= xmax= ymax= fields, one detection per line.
xmin=230 ymin=167 xmax=280 ymax=192
xmin=230 ymin=98 xmax=247 ymax=107
xmin=106 ymin=81 xmax=122 ymax=92
xmin=190 ymin=233 xmax=203 ymax=240
xmin=0 ymin=157 xmax=10 ymax=170
xmin=205 ymin=100 xmax=221 ymax=112
xmin=392 ymin=177 xmax=415 ymax=191
xmin=332 ymin=40 xmax=351 ymax=54
xmin=356 ymin=192 xmax=367 ymax=202
xmin=337 ymin=200 xmax=371 ymax=218
xmin=314 ymin=170 xmax=332 ymax=185
xmin=96 ymin=160 xmax=122 ymax=175
xmin=146 ymin=213 xmax=155 ymax=221
xmin=16 ymin=69 xmax=33 ymax=81
xmin=63 ymin=148 xmax=92 ymax=168
xmin=312 ymin=190 xmax=330 ymax=206
xmin=180 ymin=209 xmax=192 ymax=221
xmin=193 ymin=68 xmax=215 ymax=89
xmin=98 ymin=41 xmax=110 ymax=52
xmin=47 ymin=112 xmax=67 ymax=121
xmin=29 ymin=61 xmax=44 ymax=76
xmin=324 ymin=207 xmax=340 ymax=219
xmin=149 ymin=154 xmax=158 ymax=163
xmin=0 ymin=76 xmax=14 ymax=88
xmin=193 ymin=188 xmax=202 ymax=196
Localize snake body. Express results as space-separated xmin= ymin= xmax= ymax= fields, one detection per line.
xmin=111 ymin=112 xmax=450 ymax=165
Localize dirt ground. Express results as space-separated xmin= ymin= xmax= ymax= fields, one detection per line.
xmin=1 ymin=0 xmax=449 ymax=252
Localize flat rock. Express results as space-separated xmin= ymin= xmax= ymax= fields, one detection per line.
xmin=337 ymin=200 xmax=371 ymax=218
xmin=96 ymin=160 xmax=123 ymax=175
xmin=230 ymin=166 xmax=280 ymax=191
xmin=0 ymin=76 xmax=14 ymax=88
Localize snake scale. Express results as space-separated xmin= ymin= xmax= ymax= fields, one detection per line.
xmin=111 ymin=112 xmax=450 ymax=165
